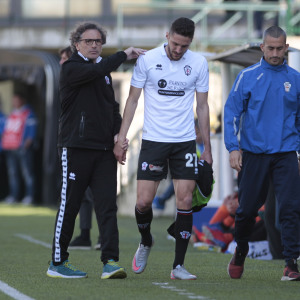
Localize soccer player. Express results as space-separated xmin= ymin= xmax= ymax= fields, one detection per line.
xmin=114 ymin=17 xmax=212 ymax=280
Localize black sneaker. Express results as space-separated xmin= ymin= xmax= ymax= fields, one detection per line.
xmin=281 ymin=259 xmax=300 ymax=281
xmin=69 ymin=236 xmax=92 ymax=250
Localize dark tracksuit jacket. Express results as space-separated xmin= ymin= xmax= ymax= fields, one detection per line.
xmin=52 ymin=51 xmax=127 ymax=265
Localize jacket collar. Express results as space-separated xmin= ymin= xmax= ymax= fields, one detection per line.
xmin=260 ymin=57 xmax=287 ymax=72
xmin=77 ymin=51 xmax=102 ymax=63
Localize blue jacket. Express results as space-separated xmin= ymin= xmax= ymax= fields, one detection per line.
xmin=224 ymin=57 xmax=300 ymax=154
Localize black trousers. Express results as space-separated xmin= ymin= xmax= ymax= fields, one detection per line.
xmin=79 ymin=187 xmax=94 ymax=230
xmin=264 ymin=181 xmax=284 ymax=259
xmin=51 ymin=147 xmax=119 ymax=264
xmin=235 ymin=152 xmax=300 ymax=262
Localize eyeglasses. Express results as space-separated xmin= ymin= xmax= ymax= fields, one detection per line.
xmin=79 ymin=39 xmax=102 ymax=46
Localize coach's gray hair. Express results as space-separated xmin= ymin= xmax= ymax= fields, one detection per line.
xmin=69 ymin=22 xmax=107 ymax=52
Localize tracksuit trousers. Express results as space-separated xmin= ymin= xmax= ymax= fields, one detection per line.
xmin=235 ymin=151 xmax=300 ymax=262
xmin=79 ymin=187 xmax=94 ymax=231
xmin=51 ymin=147 xmax=119 ymax=265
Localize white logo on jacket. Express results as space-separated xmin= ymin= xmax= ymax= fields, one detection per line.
xmin=69 ymin=172 xmax=76 ymax=180
xmin=257 ymin=73 xmax=264 ymax=80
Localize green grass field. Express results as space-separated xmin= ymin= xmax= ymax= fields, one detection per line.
xmin=0 ymin=203 xmax=299 ymax=300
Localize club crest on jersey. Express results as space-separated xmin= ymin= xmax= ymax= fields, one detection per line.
xmin=149 ymin=164 xmax=163 ymax=172
xmin=184 ymin=65 xmax=192 ymax=76
xmin=141 ymin=161 xmax=148 ymax=171
xmin=180 ymin=231 xmax=191 ymax=239
xmin=284 ymin=82 xmax=291 ymax=92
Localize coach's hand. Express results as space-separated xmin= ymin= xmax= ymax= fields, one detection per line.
xmin=124 ymin=47 xmax=146 ymax=60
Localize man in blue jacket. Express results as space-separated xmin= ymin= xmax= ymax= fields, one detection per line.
xmin=224 ymin=26 xmax=300 ymax=281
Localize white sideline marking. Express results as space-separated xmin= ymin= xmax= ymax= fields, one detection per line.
xmin=152 ymin=282 xmax=213 ymax=300
xmin=14 ymin=234 xmax=51 ymax=249
xmin=0 ymin=280 xmax=35 ymax=300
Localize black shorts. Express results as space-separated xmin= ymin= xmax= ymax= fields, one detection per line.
xmin=137 ymin=139 xmax=198 ymax=181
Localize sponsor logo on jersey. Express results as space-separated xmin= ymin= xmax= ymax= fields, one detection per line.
xmin=149 ymin=164 xmax=163 ymax=172
xmin=168 ymin=80 xmax=187 ymax=88
xmin=157 ymin=79 xmax=186 ymax=96
xmin=141 ymin=161 xmax=148 ymax=171
xmin=184 ymin=65 xmax=192 ymax=76
xmin=158 ymin=90 xmax=185 ymax=96
xmin=180 ymin=231 xmax=191 ymax=239
xmin=158 ymin=79 xmax=167 ymax=88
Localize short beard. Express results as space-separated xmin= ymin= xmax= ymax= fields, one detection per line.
xmin=165 ymin=44 xmax=181 ymax=61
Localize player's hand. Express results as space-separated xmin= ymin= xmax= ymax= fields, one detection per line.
xmin=113 ymin=138 xmax=127 ymax=165
xmin=114 ymin=134 xmax=129 ymax=150
xmin=124 ymin=47 xmax=147 ymax=60
xmin=229 ymin=150 xmax=242 ymax=172
xmin=199 ymin=149 xmax=213 ymax=165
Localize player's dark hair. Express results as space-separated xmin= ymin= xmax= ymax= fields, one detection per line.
xmin=70 ymin=21 xmax=107 ymax=52
xmin=263 ymin=26 xmax=286 ymax=43
xmin=169 ymin=17 xmax=195 ymax=39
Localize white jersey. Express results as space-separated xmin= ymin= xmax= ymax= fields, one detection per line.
xmin=131 ymin=43 xmax=209 ymax=143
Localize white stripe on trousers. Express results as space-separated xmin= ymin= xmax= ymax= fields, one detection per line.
xmin=54 ymin=147 xmax=68 ymax=262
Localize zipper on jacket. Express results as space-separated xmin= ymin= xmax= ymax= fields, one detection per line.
xmin=79 ymin=112 xmax=86 ymax=138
